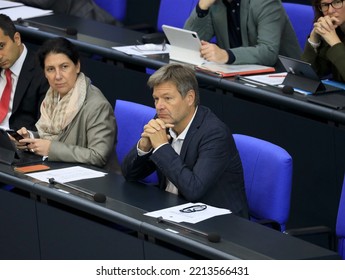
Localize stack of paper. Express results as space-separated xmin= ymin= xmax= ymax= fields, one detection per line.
xmin=0 ymin=3 xmax=53 ymax=21
xmin=0 ymin=0 xmax=23 ymax=9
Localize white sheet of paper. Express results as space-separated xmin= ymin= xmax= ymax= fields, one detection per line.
xmin=240 ymin=72 xmax=287 ymax=86
xmin=27 ymin=166 xmax=107 ymax=183
xmin=1 ymin=5 xmax=53 ymax=21
xmin=0 ymin=0 xmax=23 ymax=9
xmin=144 ymin=202 xmax=231 ymax=224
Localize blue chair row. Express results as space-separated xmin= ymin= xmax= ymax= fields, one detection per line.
xmin=93 ymin=0 xmax=198 ymax=35
xmin=95 ymin=1 xmax=313 ymax=51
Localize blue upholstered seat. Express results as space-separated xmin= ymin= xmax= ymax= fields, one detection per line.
xmin=94 ymin=0 xmax=127 ymax=22
xmin=156 ymin=0 xmax=199 ymax=32
xmin=233 ymin=134 xmax=293 ymax=232
xmin=283 ymin=3 xmax=314 ymax=49
xmin=114 ymin=99 xmax=158 ymax=184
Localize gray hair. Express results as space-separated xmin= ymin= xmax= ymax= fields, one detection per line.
xmin=147 ymin=64 xmax=200 ymax=105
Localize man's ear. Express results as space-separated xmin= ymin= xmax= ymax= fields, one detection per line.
xmin=14 ymin=32 xmax=21 ymax=46
xmin=187 ymin=90 xmax=195 ymax=106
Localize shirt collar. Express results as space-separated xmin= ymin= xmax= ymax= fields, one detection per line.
xmin=9 ymin=44 xmax=27 ymax=77
xmin=169 ymin=106 xmax=198 ymax=141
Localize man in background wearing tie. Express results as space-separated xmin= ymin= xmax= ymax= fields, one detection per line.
xmin=122 ymin=64 xmax=249 ymax=218
xmin=0 ymin=14 xmax=48 ymax=131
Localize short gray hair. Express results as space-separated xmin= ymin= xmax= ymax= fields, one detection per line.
xmin=147 ymin=64 xmax=200 ymax=105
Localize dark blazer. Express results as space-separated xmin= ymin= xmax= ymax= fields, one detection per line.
xmin=7 ymin=50 xmax=49 ymax=131
xmin=122 ymin=106 xmax=249 ymax=218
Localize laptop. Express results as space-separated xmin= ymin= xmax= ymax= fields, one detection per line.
xmin=279 ymin=55 xmax=343 ymax=94
xmin=162 ymin=24 xmax=206 ymax=65
xmin=0 ymin=129 xmax=45 ymax=166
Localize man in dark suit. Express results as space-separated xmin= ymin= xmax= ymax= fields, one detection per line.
xmin=0 ymin=14 xmax=48 ymax=131
xmin=122 ymin=64 xmax=249 ymax=218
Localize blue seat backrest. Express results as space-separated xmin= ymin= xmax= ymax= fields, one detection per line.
xmin=336 ymin=175 xmax=345 ymax=259
xmin=94 ymin=0 xmax=127 ymax=21
xmin=114 ymin=100 xmax=158 ymax=184
xmin=156 ymin=0 xmax=199 ymax=32
xmin=233 ymin=134 xmax=293 ymax=231
xmin=283 ymin=3 xmax=314 ymax=49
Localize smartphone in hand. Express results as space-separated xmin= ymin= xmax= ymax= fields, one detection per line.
xmin=6 ymin=129 xmax=24 ymax=141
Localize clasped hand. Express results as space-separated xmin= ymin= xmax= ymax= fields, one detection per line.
xmin=313 ymin=15 xmax=341 ymax=46
xmin=139 ymin=118 xmax=174 ymax=151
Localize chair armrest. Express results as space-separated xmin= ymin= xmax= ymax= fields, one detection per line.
xmin=255 ymin=219 xmax=282 ymax=231
xmin=285 ymin=225 xmax=332 ymax=236
xmin=284 ymin=226 xmax=336 ymax=250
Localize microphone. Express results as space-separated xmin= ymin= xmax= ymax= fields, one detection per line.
xmin=48 ymin=177 xmax=106 ymax=203
xmin=17 ymin=18 xmax=78 ymax=36
xmin=157 ymin=216 xmax=221 ymax=243
xmin=282 ymin=85 xmax=294 ymax=95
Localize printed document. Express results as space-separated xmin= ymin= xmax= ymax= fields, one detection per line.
xmin=26 ymin=166 xmax=107 ymax=183
xmin=145 ymin=202 xmax=231 ymax=224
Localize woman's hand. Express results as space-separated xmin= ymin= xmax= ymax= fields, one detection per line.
xmin=20 ymin=138 xmax=51 ymax=157
xmin=13 ymin=127 xmax=31 ymax=150
xmin=313 ymin=15 xmax=341 ymax=47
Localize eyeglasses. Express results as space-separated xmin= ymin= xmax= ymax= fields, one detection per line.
xmin=179 ymin=204 xmax=207 ymax=213
xmin=319 ymin=0 xmax=344 ymax=12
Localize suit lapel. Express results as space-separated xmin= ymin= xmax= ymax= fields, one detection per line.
xmin=12 ymin=53 xmax=36 ymax=114
xmin=179 ymin=106 xmax=205 ymax=159
xmin=158 ymin=107 xmax=207 ymax=189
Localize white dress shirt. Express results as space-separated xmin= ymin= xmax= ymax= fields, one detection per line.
xmin=0 ymin=45 xmax=27 ymax=129
xmin=137 ymin=107 xmax=198 ymax=195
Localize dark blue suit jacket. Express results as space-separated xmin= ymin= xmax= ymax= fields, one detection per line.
xmin=7 ymin=50 xmax=49 ymax=131
xmin=122 ymin=106 xmax=249 ymax=218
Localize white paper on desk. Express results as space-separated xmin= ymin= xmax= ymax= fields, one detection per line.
xmin=0 ymin=1 xmax=23 ymax=9
xmin=1 ymin=6 xmax=53 ymax=21
xmin=241 ymin=72 xmax=287 ymax=86
xmin=112 ymin=44 xmax=170 ymax=57
xmin=27 ymin=166 xmax=107 ymax=183
xmin=144 ymin=202 xmax=231 ymax=224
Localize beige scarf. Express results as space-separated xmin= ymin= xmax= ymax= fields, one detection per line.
xmin=36 ymin=73 xmax=87 ymax=140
